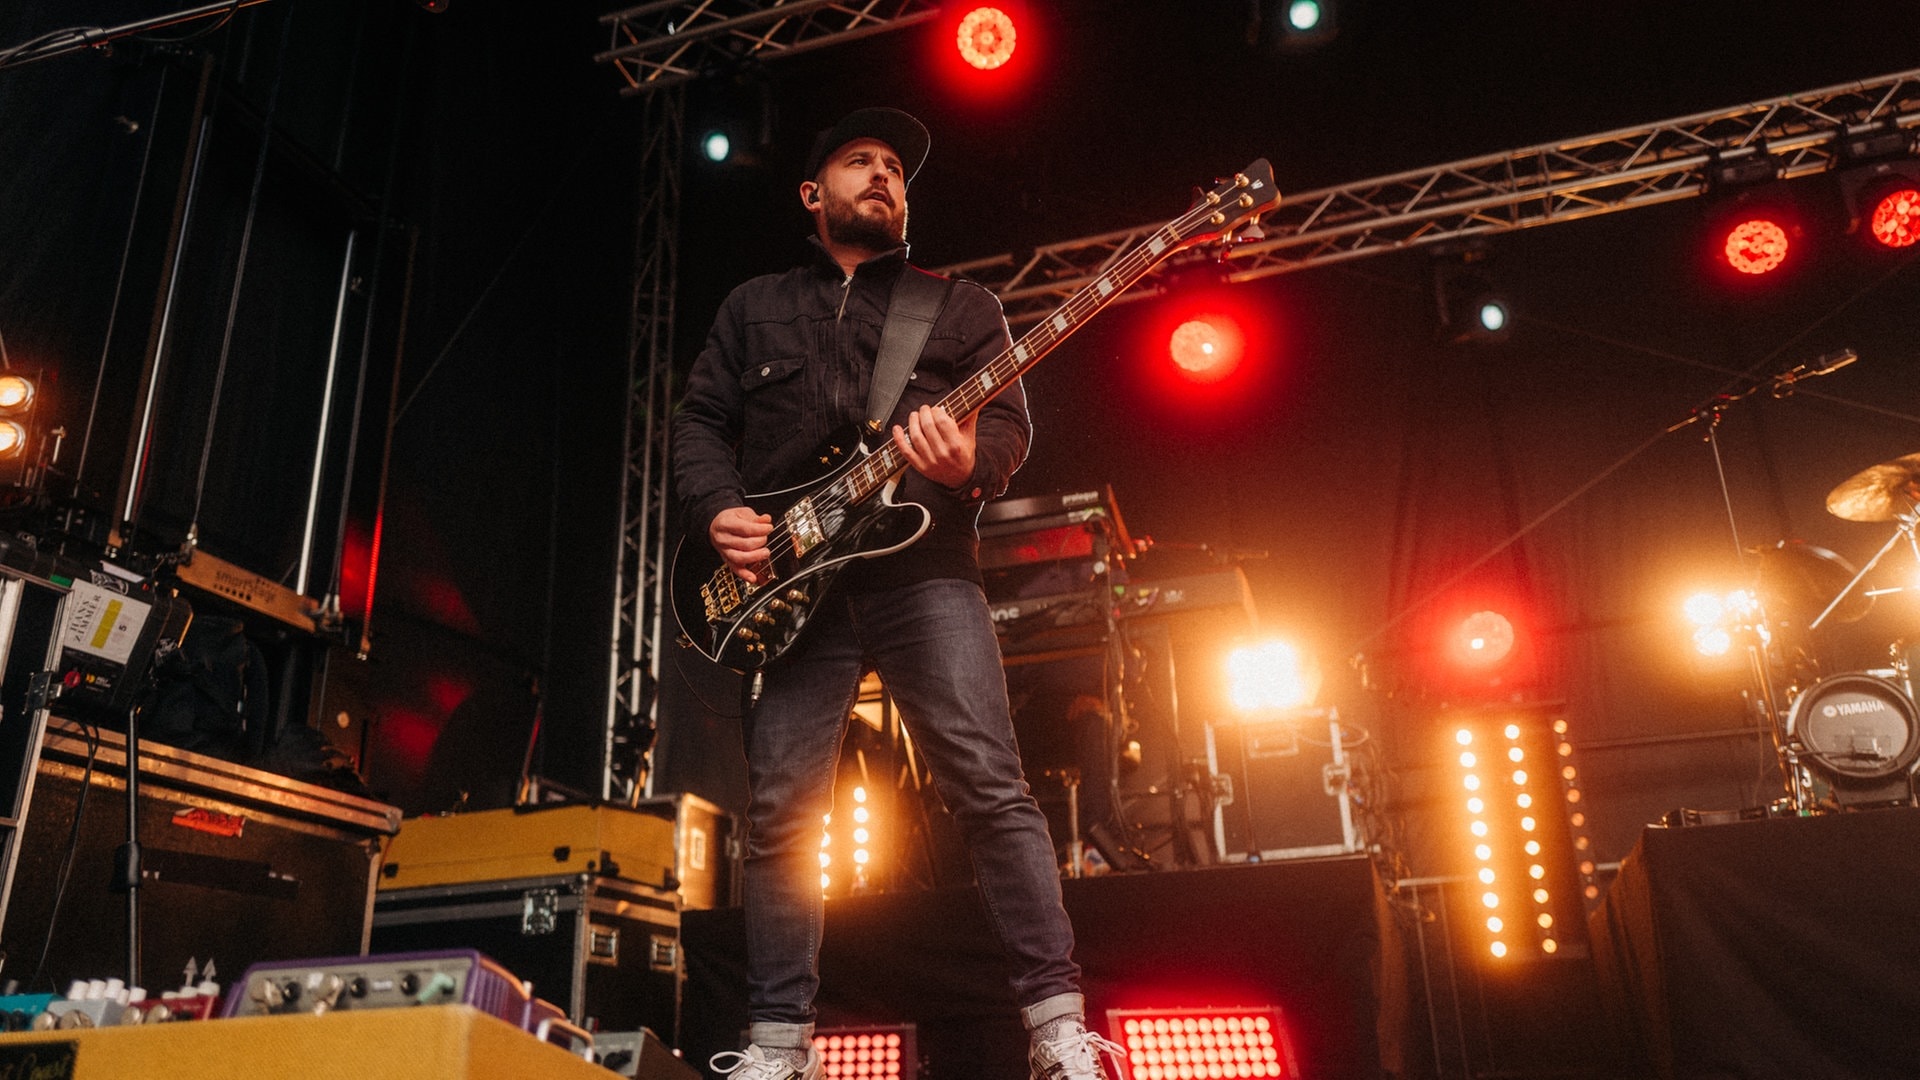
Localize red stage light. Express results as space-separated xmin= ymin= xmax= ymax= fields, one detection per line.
xmin=1107 ymin=1007 xmax=1298 ymax=1079
xmin=1867 ymin=187 xmax=1920 ymax=248
xmin=1450 ymin=610 xmax=1515 ymax=670
xmin=813 ymin=1026 xmax=916 ymax=1079
xmin=1168 ymin=315 xmax=1244 ymax=380
xmin=955 ymin=6 xmax=1017 ymax=70
xmin=1722 ymin=218 xmax=1789 ymax=275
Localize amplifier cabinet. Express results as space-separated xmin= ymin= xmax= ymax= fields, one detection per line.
xmin=633 ymin=792 xmax=737 ymax=910
xmin=0 ymin=719 xmax=401 ymax=991
xmin=1216 ymin=711 xmax=1364 ymax=862
xmin=371 ymin=873 xmax=680 ymax=1039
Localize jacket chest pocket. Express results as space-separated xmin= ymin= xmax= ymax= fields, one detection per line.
xmin=739 ymin=354 xmax=808 ymax=454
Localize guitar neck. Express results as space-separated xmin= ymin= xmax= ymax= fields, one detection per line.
xmin=844 ymin=222 xmax=1187 ymax=501
xmin=837 ymin=160 xmax=1277 ymax=506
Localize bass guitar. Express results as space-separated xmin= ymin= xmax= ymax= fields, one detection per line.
xmin=672 ymin=160 xmax=1280 ymax=670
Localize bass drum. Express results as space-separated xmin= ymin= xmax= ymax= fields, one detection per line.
xmin=1785 ymin=672 xmax=1920 ymax=788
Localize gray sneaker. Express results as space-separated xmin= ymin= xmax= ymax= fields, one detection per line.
xmin=708 ymin=1045 xmax=823 ymax=1080
xmin=1030 ymin=1026 xmax=1125 ymax=1080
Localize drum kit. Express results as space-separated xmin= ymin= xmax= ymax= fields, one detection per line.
xmin=1749 ymin=450 xmax=1920 ymax=810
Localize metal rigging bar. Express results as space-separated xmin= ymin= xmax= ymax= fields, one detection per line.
xmin=596 ymin=0 xmax=943 ymax=97
xmin=943 ymin=67 xmax=1920 ymax=325
xmin=605 ymin=85 xmax=686 ymax=802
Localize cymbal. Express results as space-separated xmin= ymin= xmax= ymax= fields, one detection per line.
xmin=1826 ymin=451 xmax=1920 ymax=522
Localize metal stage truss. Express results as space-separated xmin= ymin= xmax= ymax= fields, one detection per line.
xmin=604 ymin=86 xmax=685 ymax=802
xmin=941 ymin=66 xmax=1920 ymax=324
xmin=596 ymin=0 xmax=943 ymax=97
xmin=592 ymin=22 xmax=1920 ymax=786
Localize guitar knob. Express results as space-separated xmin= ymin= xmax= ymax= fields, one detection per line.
xmin=767 ymin=599 xmax=790 ymax=613
xmin=785 ymin=589 xmax=809 ymax=604
xmin=752 ymin=612 xmax=775 ymax=627
xmin=735 ymin=628 xmax=760 ymax=642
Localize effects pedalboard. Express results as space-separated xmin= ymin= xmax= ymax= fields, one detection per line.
xmin=223 ymin=948 xmax=592 ymax=1058
xmin=0 ymin=962 xmax=224 ymax=1030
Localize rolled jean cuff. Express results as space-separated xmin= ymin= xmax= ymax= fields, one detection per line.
xmin=1021 ymin=992 xmax=1085 ymax=1031
xmin=749 ymin=1021 xmax=815 ymax=1050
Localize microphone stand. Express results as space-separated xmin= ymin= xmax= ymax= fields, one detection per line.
xmin=1663 ymin=348 xmax=1859 ymax=814
xmin=114 ymin=698 xmax=145 ymax=988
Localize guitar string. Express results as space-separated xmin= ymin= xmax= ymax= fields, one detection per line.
xmin=711 ymin=173 xmax=1271 ymax=608
xmin=715 ymin=185 xmax=1258 ymax=600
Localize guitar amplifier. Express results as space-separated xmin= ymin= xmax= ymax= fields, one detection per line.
xmin=1 ymin=719 xmax=400 ymax=994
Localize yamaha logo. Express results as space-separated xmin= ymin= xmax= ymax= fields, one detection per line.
xmin=1822 ymin=698 xmax=1888 ymax=718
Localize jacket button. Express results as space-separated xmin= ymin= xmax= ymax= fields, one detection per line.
xmin=969 ymin=487 xmax=983 ymax=499
xmin=760 ymin=366 xmax=771 ymax=376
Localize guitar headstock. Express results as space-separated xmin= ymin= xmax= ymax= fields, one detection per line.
xmin=1173 ymin=159 xmax=1280 ymax=250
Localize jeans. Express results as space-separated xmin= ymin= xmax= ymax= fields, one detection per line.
xmin=740 ymin=578 xmax=1081 ymax=1043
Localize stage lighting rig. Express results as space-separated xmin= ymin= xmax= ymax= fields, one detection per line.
xmin=1431 ymin=245 xmax=1511 ymax=344
xmin=1834 ymin=122 xmax=1920 ymax=249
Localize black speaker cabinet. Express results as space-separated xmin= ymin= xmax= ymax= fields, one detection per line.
xmin=0 ymin=719 xmax=400 ymax=993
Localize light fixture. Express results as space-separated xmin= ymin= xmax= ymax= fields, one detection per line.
xmin=1227 ymin=639 xmax=1319 ymax=712
xmin=1449 ymin=610 xmax=1515 ymax=670
xmin=0 ymin=374 xmax=34 ymax=412
xmin=1723 ymin=217 xmax=1791 ymax=275
xmin=955 ymin=6 xmax=1017 ymax=71
xmin=812 ymin=1025 xmax=917 ymax=1080
xmin=701 ymin=130 xmax=732 ymax=163
xmin=1431 ymin=247 xmax=1511 ymax=343
xmin=1705 ymin=146 xmax=1782 ymax=191
xmin=1253 ymin=0 xmax=1338 ymax=50
xmin=1107 ymin=1006 xmax=1297 ymax=1079
xmin=1450 ymin=711 xmax=1596 ymax=960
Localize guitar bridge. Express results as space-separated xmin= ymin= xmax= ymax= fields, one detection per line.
xmin=701 ymin=571 xmax=745 ymax=621
xmin=786 ymin=498 xmax=826 ymax=557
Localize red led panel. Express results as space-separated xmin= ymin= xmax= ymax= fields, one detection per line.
xmin=812 ymin=1025 xmax=917 ymax=1079
xmin=1105 ymin=1007 xmax=1298 ymax=1080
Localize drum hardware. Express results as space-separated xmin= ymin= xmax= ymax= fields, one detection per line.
xmin=1782 ymin=665 xmax=1920 ymax=807
xmin=1747 ymin=451 xmax=1920 ymax=810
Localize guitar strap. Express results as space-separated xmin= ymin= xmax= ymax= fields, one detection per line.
xmin=865 ymin=264 xmax=956 ymax=432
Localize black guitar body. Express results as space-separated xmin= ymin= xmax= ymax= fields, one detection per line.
xmin=670 ymin=429 xmax=931 ymax=670
xmin=668 ymin=160 xmax=1279 ymax=671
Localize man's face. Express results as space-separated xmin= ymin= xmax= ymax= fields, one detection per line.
xmin=806 ymin=137 xmax=909 ymax=251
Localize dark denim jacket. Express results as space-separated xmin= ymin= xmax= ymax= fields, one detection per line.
xmin=671 ymin=239 xmax=1031 ymax=591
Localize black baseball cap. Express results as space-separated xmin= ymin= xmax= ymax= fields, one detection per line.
xmin=803 ymin=107 xmax=931 ymax=183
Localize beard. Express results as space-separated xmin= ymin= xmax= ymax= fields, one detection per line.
xmin=822 ymin=186 xmax=908 ymax=251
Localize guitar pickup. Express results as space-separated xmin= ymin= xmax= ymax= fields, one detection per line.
xmin=786 ymin=499 xmax=825 ymax=557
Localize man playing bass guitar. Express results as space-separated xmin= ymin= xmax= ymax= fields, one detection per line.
xmin=671 ymin=107 xmax=1119 ymax=1080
